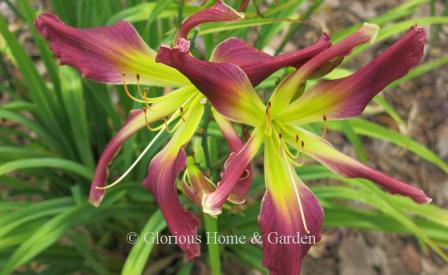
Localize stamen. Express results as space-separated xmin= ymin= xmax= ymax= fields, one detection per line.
xmin=290 ymin=141 xmax=305 ymax=167
xmin=136 ymin=73 xmax=145 ymax=99
xmin=122 ymin=72 xmax=146 ymax=103
xmin=265 ymin=101 xmax=272 ymax=117
xmin=180 ymin=107 xmax=186 ymax=122
xmin=321 ymin=115 xmax=327 ymax=139
xmin=95 ymin=123 xmax=168 ymax=190
xmin=121 ymin=72 xmax=171 ymax=104
xmin=163 ymin=116 xmax=174 ymax=133
xmin=286 ymin=163 xmax=311 ymax=234
xmin=265 ymin=101 xmax=273 ymax=136
xmin=143 ymin=88 xmax=151 ymax=112
xmin=278 ymin=132 xmax=299 ymax=160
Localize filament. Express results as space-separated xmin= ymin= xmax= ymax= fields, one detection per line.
xmin=278 ymin=132 xmax=299 ymax=159
xmin=97 ymin=101 xmax=196 ymax=191
xmin=289 ymin=140 xmax=305 ymax=167
xmin=122 ymin=72 xmax=147 ymax=103
xmin=121 ymin=72 xmax=176 ymax=104
xmin=95 ymin=124 xmax=168 ymax=190
xmin=287 ymin=163 xmax=311 ymax=234
xmin=180 ymin=107 xmax=186 ymax=122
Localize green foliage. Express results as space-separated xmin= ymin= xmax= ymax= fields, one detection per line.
xmin=0 ymin=0 xmax=447 ymax=274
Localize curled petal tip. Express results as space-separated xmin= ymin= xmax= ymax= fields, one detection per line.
xmin=360 ymin=23 xmax=380 ymax=44
xmin=88 ymin=195 xmax=102 ymax=208
xmin=176 ymin=38 xmax=191 ymax=53
xmin=201 ymin=194 xmax=222 ymax=216
xmin=175 ymin=0 xmax=244 ymax=44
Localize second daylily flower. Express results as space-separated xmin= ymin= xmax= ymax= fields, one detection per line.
xmin=157 ymin=22 xmax=430 ymax=274
xmin=35 ymin=0 xmax=330 ymax=260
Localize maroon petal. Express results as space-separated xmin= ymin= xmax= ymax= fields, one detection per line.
xmin=156 ymin=44 xmax=265 ymax=126
xmin=211 ymin=34 xmax=330 ymax=86
xmin=260 ymin=137 xmax=324 ymax=274
xmin=298 ymin=129 xmax=431 ymax=204
xmin=259 ymin=184 xmax=323 ymax=274
xmin=88 ymin=88 xmax=193 ymax=206
xmin=270 ymin=23 xmax=379 ymax=114
xmin=143 ymin=149 xmax=200 ymax=260
xmin=142 ymin=99 xmax=204 ymax=259
xmin=212 ymin=109 xmax=253 ymax=204
xmin=89 ymin=110 xmax=146 ymax=206
xmin=35 ymin=12 xmax=187 ymax=86
xmin=202 ymin=129 xmax=263 ymax=215
xmin=174 ymin=0 xmax=243 ymax=45
xmin=280 ymin=26 xmax=426 ymax=123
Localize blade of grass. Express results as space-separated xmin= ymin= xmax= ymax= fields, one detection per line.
xmin=0 ymin=158 xmax=93 ymax=180
xmin=121 ymin=210 xmax=166 ymax=275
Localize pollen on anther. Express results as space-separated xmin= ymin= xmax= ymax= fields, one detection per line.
xmin=265 ymin=101 xmax=272 ymax=116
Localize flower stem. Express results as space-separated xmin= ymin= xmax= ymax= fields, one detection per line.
xmin=204 ymin=214 xmax=221 ymax=275
xmin=200 ymin=103 xmax=221 ymax=274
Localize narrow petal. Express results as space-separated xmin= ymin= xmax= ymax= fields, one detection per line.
xmin=89 ymin=87 xmax=196 ymax=206
xmin=259 ymin=136 xmax=323 ymax=274
xmin=174 ymin=0 xmax=244 ymax=45
xmin=212 ymin=109 xmax=253 ymax=204
xmin=270 ymin=23 xmax=379 ymax=115
xmin=156 ymin=45 xmax=265 ymax=126
xmin=290 ymin=127 xmax=431 ymax=204
xmin=35 ymin=12 xmax=188 ymax=86
xmin=202 ymin=129 xmax=263 ymax=215
xmin=279 ymin=26 xmax=426 ymax=124
xmin=145 ymin=148 xmax=200 ymax=259
xmin=211 ymin=34 xmax=330 ymax=86
xmin=143 ymin=98 xmax=204 ymax=259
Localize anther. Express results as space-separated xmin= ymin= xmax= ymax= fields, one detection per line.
xmin=121 ymin=72 xmax=145 ymax=103
xmin=295 ymin=134 xmax=299 ymax=143
xmin=264 ymin=101 xmax=273 ymax=136
xmin=321 ymin=115 xmax=327 ymax=139
xmin=180 ymin=107 xmax=186 ymax=122
xmin=265 ymin=101 xmax=272 ymax=116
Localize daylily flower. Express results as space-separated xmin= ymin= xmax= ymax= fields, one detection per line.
xmin=157 ymin=23 xmax=430 ymax=274
xmin=35 ymin=0 xmax=330 ymax=260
